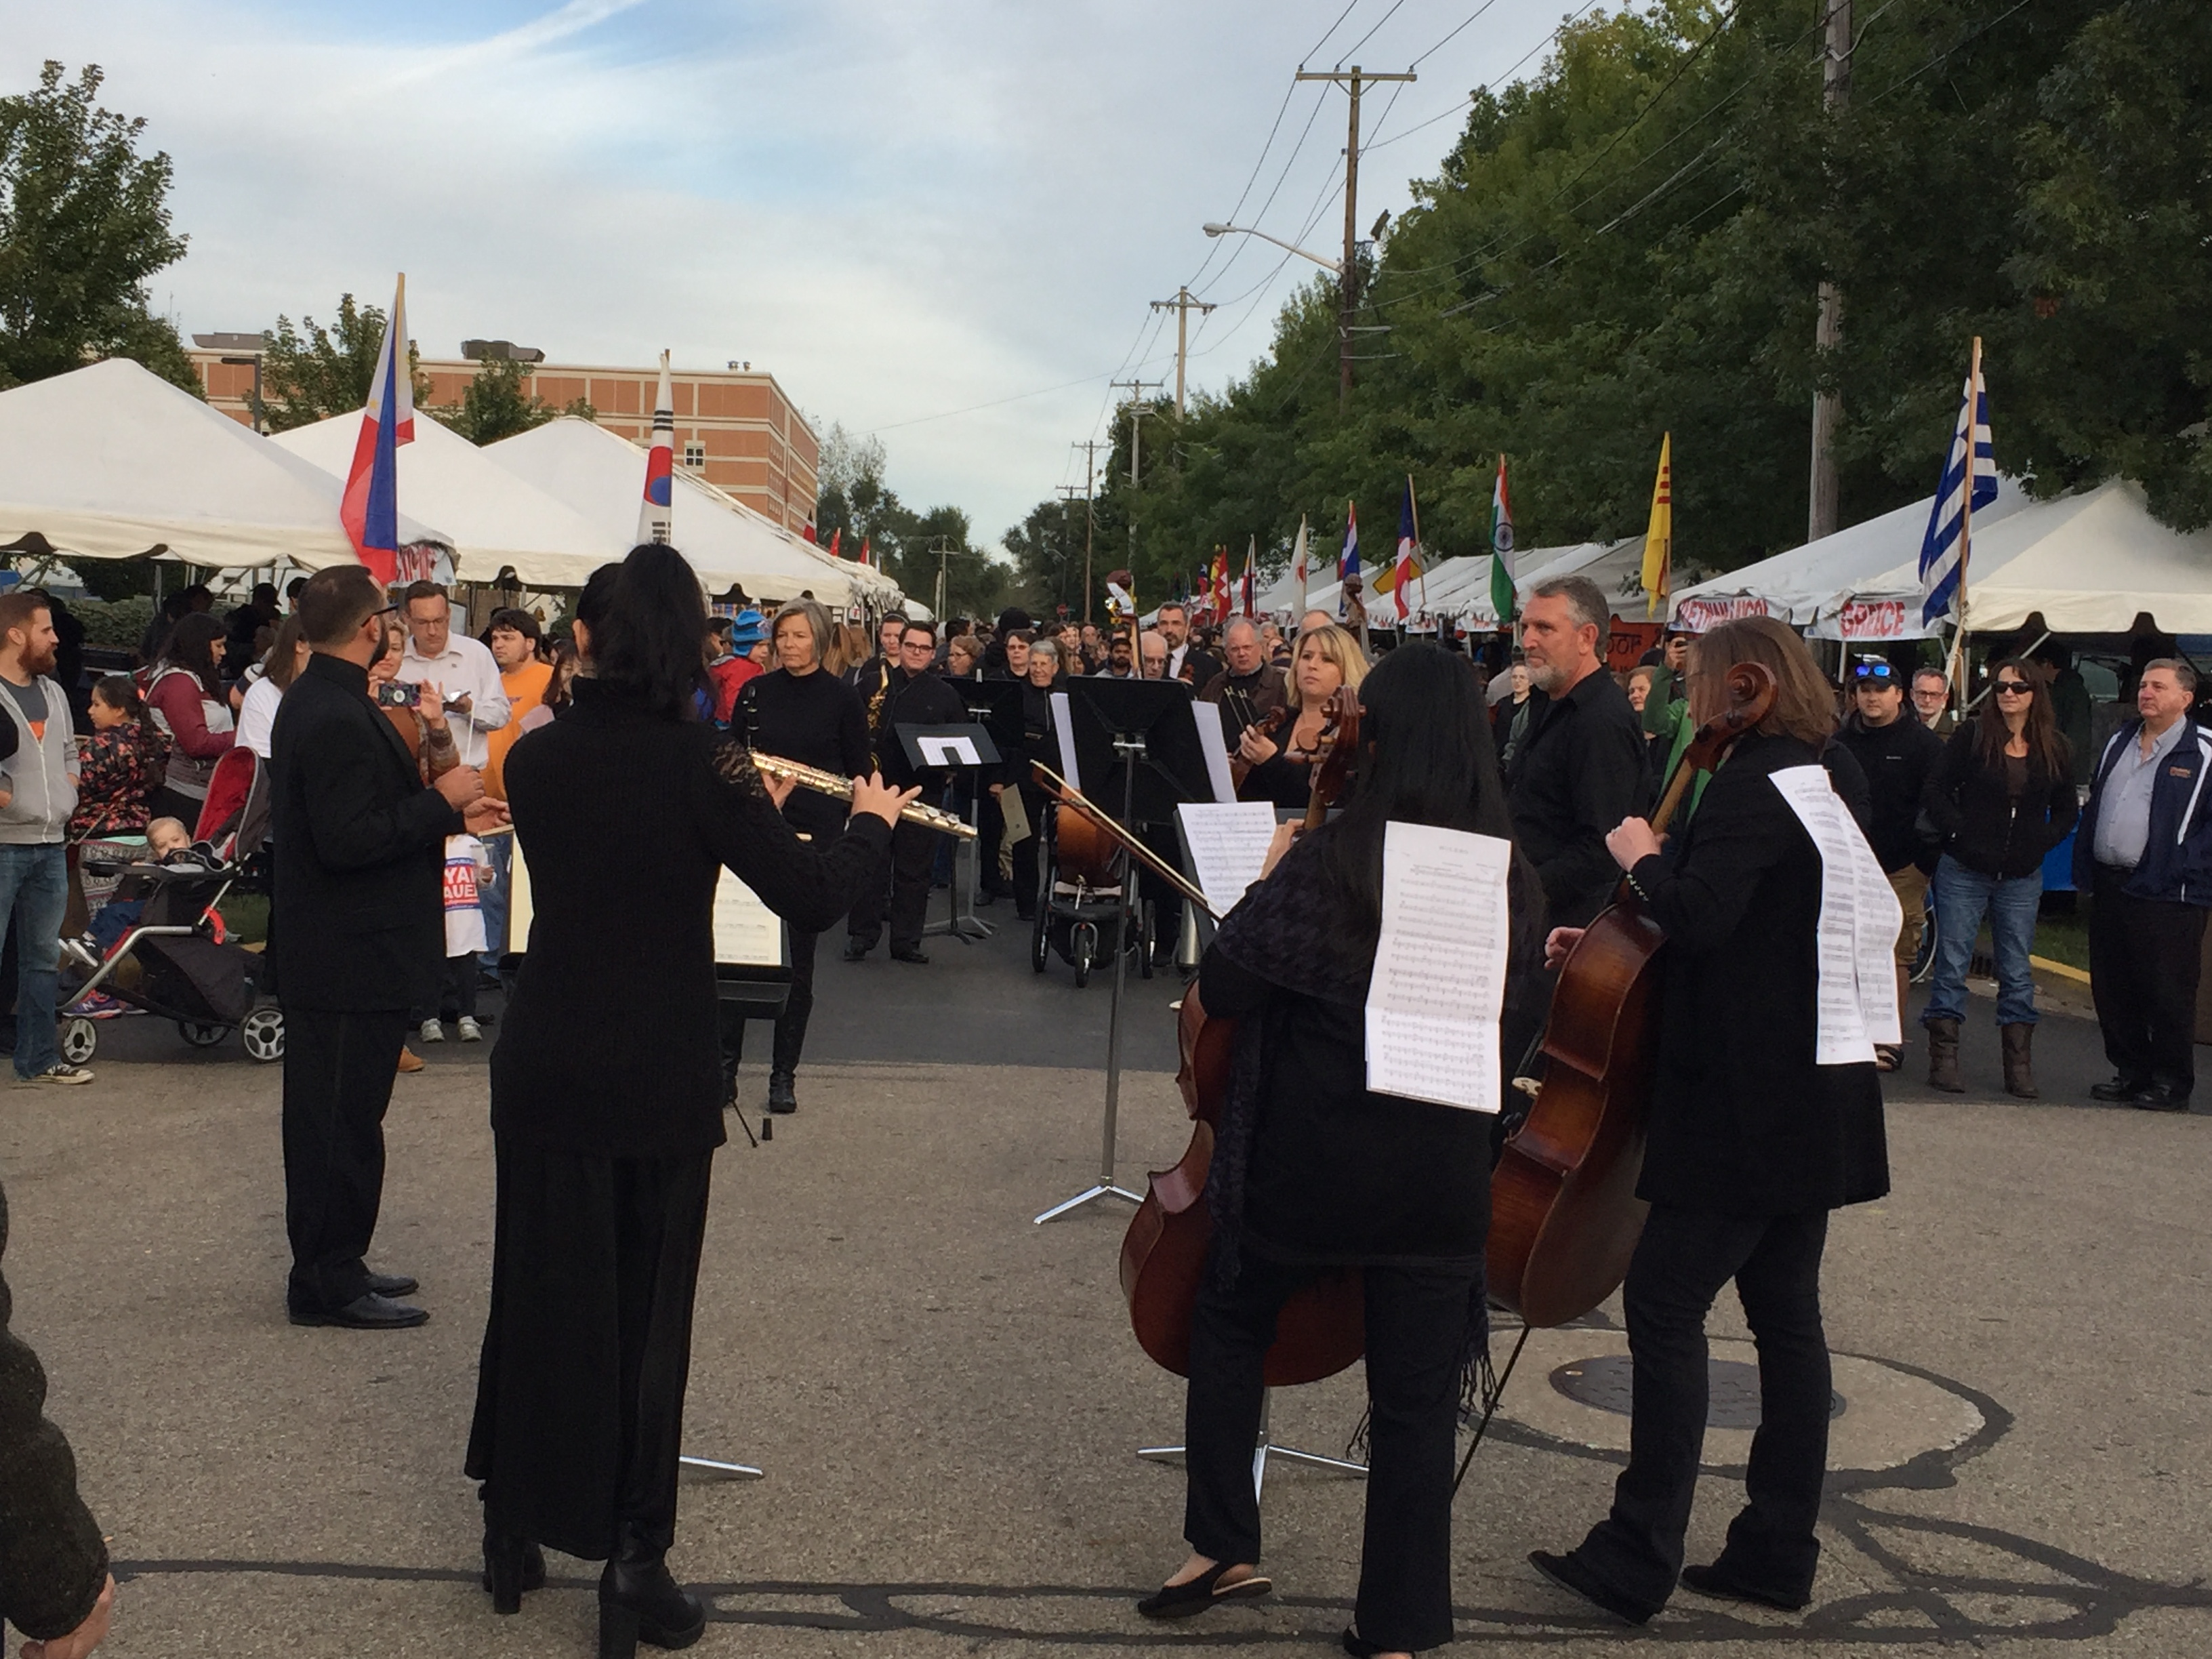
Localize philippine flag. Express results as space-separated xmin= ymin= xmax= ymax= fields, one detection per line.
xmin=1393 ymin=483 xmax=1418 ymax=621
xmin=340 ymin=274 xmax=415 ymax=586
xmin=638 ymin=350 xmax=675 ymax=545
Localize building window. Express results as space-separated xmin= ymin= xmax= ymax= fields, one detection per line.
xmin=683 ymin=441 xmax=706 ymax=469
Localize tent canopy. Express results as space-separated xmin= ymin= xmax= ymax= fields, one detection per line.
xmin=272 ymin=408 xmax=617 ymax=588
xmin=0 ymin=358 xmax=443 ymax=568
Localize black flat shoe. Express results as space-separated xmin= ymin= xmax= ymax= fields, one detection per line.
xmin=1134 ymin=1561 xmax=1271 ymax=1619
xmin=2130 ymin=1084 xmax=2194 ymax=1112
xmin=766 ymin=1071 xmax=797 ymax=1115
xmin=289 ymin=1292 xmax=429 ymax=1330
xmin=1342 ymin=1629 xmax=1385 ymax=1658
xmin=2091 ymin=1075 xmax=2148 ymax=1102
xmin=483 ymin=1533 xmax=546 ymax=1614
xmin=1678 ymin=1561 xmax=1808 ymax=1612
xmin=599 ymin=1552 xmax=705 ymax=1656
xmin=364 ymin=1271 xmax=419 ymax=1298
xmin=1528 ymin=1549 xmax=1654 ymax=1626
xmin=890 ymin=947 xmax=930 ymax=964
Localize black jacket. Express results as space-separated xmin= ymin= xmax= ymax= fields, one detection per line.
xmin=1631 ymin=733 xmax=1889 ymax=1215
xmin=1505 ymin=666 xmax=1651 ymax=926
xmin=270 ymin=653 xmax=460 ymax=1012
xmin=493 ymin=682 xmax=892 ymax=1158
xmin=738 ymin=667 xmax=871 ymax=842
xmin=1835 ymin=711 xmax=1943 ymax=873
xmin=868 ymin=666 xmax=970 ymax=792
xmin=1921 ymin=725 xmax=2077 ymax=880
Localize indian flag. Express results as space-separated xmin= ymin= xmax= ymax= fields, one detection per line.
xmin=1488 ymin=453 xmax=1515 ymax=623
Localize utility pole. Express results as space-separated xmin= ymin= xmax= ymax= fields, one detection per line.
xmin=1109 ymin=382 xmax=1162 ymax=615
xmin=1149 ymin=287 xmax=1218 ymax=417
xmin=1295 ymin=64 xmax=1415 ymax=410
xmin=1807 ymin=0 xmax=1851 ymax=542
xmin=1065 ymin=438 xmax=1103 ymax=622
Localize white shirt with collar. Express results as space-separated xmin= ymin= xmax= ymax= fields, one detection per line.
xmin=396 ymin=633 xmax=510 ymax=769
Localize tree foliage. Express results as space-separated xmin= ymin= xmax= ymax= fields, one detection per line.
xmin=256 ymin=293 xmax=425 ymax=431
xmin=434 ymin=354 xmax=594 ymax=445
xmin=812 ymin=422 xmax=1008 ymax=617
xmin=0 ymin=61 xmax=192 ymax=391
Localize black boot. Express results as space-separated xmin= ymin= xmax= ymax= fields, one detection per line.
xmin=767 ymin=1070 xmax=798 ymax=1114
xmin=482 ymin=1530 xmax=546 ymax=1615
xmin=598 ymin=1539 xmax=705 ymax=1657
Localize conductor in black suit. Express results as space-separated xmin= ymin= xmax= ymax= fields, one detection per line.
xmin=271 ymin=565 xmax=508 ymax=1330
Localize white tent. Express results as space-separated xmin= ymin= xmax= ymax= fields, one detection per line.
xmin=1511 ymin=538 xmax=1655 ymax=619
xmin=0 ymin=358 xmax=445 ymax=567
xmin=486 ymin=419 xmax=874 ymax=607
xmin=272 ymin=408 xmax=617 ymax=587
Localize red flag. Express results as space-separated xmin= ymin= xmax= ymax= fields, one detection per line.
xmin=859 ymin=536 xmax=872 ymax=567
xmin=828 ymin=527 xmax=842 ymax=559
xmin=802 ymin=522 xmax=817 ymax=544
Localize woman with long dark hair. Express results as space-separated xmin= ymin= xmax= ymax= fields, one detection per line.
xmin=1142 ymin=642 xmax=1544 ymax=1658
xmin=1918 ymin=656 xmax=2076 ymax=1097
xmin=468 ymin=547 xmax=913 ymax=1658
xmin=144 ymin=609 xmax=236 ymax=826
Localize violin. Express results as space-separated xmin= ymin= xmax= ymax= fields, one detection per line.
xmin=1486 ymin=661 xmax=1777 ymax=1326
xmin=1118 ymin=686 xmax=1367 ymax=1386
xmin=1227 ymin=707 xmax=1287 ymax=794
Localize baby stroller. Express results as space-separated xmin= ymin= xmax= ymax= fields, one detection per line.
xmin=1028 ymin=791 xmax=1153 ymax=989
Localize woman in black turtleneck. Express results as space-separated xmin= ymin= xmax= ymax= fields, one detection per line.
xmin=733 ymin=599 xmax=872 ymax=1114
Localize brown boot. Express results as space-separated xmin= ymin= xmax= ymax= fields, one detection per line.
xmin=2001 ymin=1022 xmax=2037 ymax=1099
xmin=1926 ymin=1017 xmax=1964 ymax=1092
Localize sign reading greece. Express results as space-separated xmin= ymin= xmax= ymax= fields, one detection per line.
xmin=1837 ymin=599 xmax=1908 ymax=640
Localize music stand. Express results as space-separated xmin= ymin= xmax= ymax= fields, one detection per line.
xmin=1033 ymin=678 xmax=1206 ymax=1226
xmin=897 ymin=722 xmax=1002 ymax=944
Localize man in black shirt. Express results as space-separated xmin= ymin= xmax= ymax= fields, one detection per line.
xmin=1834 ymin=658 xmax=1943 ymax=1070
xmin=1504 ymin=575 xmax=1650 ymax=930
xmin=847 ymin=619 xmax=966 ymax=964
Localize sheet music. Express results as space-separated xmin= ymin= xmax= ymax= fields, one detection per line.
xmin=712 ymin=870 xmax=785 ymax=967
xmin=1176 ymin=802 xmax=1277 ymax=916
xmin=1051 ymin=691 xmax=1078 ymax=790
xmin=1191 ymin=702 xmax=1237 ymax=804
xmin=1363 ymin=821 xmax=1513 ymax=1113
xmin=507 ymin=831 xmax=535 ymax=949
xmin=916 ymin=734 xmax=981 ymax=766
xmin=1770 ymin=766 xmax=1904 ymax=1064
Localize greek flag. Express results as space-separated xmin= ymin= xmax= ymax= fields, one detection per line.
xmin=1917 ymin=359 xmax=1996 ymax=627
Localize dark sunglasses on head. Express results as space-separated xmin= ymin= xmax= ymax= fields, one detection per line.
xmin=1851 ymin=661 xmax=1897 ymax=681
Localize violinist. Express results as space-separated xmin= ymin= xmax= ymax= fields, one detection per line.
xmin=1196 ymin=618 xmax=1288 ymax=745
xmin=1529 ymin=616 xmax=1889 ymax=1627
xmin=1234 ymin=625 xmax=1368 ymax=808
xmin=1141 ymin=643 xmax=1544 ymax=1659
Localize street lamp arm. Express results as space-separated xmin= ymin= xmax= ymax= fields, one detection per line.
xmin=1202 ymin=222 xmax=1343 ymax=275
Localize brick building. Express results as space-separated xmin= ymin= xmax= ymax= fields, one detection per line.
xmin=187 ymin=337 xmax=822 ymax=535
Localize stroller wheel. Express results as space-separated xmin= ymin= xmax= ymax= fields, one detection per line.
xmin=241 ymin=1006 xmax=285 ymax=1064
xmin=178 ymin=1020 xmax=231 ymax=1049
xmin=58 ymin=1018 xmax=97 ymax=1066
xmin=1030 ymin=905 xmax=1050 ymax=973
xmin=1072 ymin=923 xmax=1095 ymax=989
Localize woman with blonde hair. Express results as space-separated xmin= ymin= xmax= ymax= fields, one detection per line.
xmin=1233 ymin=624 xmax=1370 ymax=808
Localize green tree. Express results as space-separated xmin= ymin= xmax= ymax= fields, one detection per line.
xmin=257 ymin=293 xmax=430 ymax=430
xmin=434 ymin=355 xmax=594 ymax=444
xmin=0 ymin=61 xmax=192 ymax=391
xmin=1002 ymin=497 xmax=1090 ymax=618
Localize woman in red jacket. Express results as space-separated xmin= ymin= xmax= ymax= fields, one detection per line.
xmin=143 ymin=612 xmax=235 ymax=829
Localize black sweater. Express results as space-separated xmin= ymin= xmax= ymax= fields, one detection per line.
xmin=493 ymin=682 xmax=891 ymax=1157
xmin=1835 ymin=712 xmax=1942 ymax=873
xmin=1921 ymin=724 xmax=2078 ymax=880
xmin=1505 ymin=666 xmax=1652 ymax=927
xmin=739 ymin=666 xmax=871 ymax=840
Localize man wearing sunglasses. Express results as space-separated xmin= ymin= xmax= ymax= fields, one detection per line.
xmin=2075 ymin=658 xmax=2212 ymax=1111
xmin=1837 ymin=659 xmax=1944 ymax=1069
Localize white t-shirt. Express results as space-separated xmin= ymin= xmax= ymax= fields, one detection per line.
xmin=443 ymin=834 xmax=489 ymax=958
xmin=234 ymin=676 xmax=283 ymax=760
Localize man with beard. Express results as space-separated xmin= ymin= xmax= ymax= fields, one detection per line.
xmin=0 ymin=594 xmax=88 ymax=1084
xmin=1504 ymin=575 xmax=1650 ymax=930
xmin=1094 ymin=630 xmax=1139 ymax=678
xmin=1155 ymin=602 xmax=1220 ymax=688
xmin=1197 ymin=617 xmax=1289 ymax=745
xmin=271 ymin=567 xmax=506 ymax=1328
xmin=846 ymin=619 xmax=968 ymax=964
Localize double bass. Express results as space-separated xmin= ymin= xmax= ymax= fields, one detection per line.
xmin=1486 ymin=661 xmax=1778 ymax=1327
xmin=1117 ymin=687 xmax=1366 ymax=1385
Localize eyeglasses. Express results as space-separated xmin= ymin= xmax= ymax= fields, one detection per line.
xmin=1993 ymin=680 xmax=2033 ymax=695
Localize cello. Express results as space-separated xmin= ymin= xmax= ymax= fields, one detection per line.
xmin=1486 ymin=660 xmax=1778 ymax=1328
xmin=1117 ymin=686 xmax=1366 ymax=1385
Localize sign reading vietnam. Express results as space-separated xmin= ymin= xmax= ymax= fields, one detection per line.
xmin=1672 ymin=596 xmax=1771 ymax=634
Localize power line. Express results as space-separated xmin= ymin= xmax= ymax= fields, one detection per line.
xmin=1338 ymin=0 xmax=1412 ymax=66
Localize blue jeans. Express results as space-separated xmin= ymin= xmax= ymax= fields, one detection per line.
xmin=0 ymin=844 xmax=68 ymax=1077
xmin=478 ymin=832 xmax=512 ymax=970
xmin=1922 ymin=852 xmax=2041 ymax=1027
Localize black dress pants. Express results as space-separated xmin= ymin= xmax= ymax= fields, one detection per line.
xmin=1572 ymin=1204 xmax=1832 ymax=1615
xmin=2089 ymin=864 xmax=2207 ymax=1092
xmin=1010 ymin=783 xmax=1048 ymax=918
xmin=977 ymin=787 xmax=1008 ymax=896
xmin=1184 ymin=1250 xmax=1475 ymax=1654
xmin=848 ymin=820 xmax=933 ymax=953
xmin=281 ymin=1006 xmax=409 ymax=1313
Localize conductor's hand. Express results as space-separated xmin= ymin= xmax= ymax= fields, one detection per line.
xmin=1606 ymin=816 xmax=1662 ymax=872
xmin=23 ymin=1573 xmax=113 ymax=1658
xmin=434 ymin=765 xmax=486 ymax=811
xmin=1258 ymin=821 xmax=1299 ymax=879
xmin=462 ymin=798 xmax=510 ymax=835
xmin=1544 ymin=926 xmax=1586 ymax=971
xmin=851 ymin=771 xmax=921 ymax=830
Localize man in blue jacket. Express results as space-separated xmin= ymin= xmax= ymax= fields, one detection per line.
xmin=2074 ymin=659 xmax=2212 ymax=1111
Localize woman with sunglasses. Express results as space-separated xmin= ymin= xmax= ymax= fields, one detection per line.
xmin=1918 ymin=660 xmax=2078 ymax=1097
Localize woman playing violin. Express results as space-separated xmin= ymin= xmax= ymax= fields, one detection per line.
xmin=1235 ymin=623 xmax=1370 ymax=808
xmin=1141 ymin=644 xmax=1545 ymax=1658
xmin=1530 ymin=615 xmax=1889 ymax=1626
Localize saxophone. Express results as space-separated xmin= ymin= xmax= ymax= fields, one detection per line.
xmin=864 ymin=661 xmax=893 ymax=771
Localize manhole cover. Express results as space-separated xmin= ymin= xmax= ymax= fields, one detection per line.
xmin=1550 ymin=1355 xmax=1845 ymax=1430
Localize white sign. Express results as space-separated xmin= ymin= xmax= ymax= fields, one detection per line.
xmin=1363 ymin=822 xmax=1514 ymax=1113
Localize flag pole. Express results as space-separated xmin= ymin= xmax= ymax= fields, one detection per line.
xmin=1944 ymin=335 xmax=1983 ymax=714
xmin=1406 ymin=472 xmax=1428 ymax=620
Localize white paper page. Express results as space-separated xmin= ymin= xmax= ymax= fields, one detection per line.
xmin=1363 ymin=821 xmax=1513 ymax=1113
xmin=1176 ymin=802 xmax=1278 ymax=916
xmin=506 ymin=830 xmax=534 ymax=950
xmin=1770 ymin=766 xmax=1903 ymax=1063
xmin=917 ymin=734 xmax=981 ymax=766
xmin=1050 ymin=691 xmax=1078 ymax=790
xmin=712 ymin=870 xmax=785 ymax=967
xmin=1191 ymin=701 xmax=1237 ymax=804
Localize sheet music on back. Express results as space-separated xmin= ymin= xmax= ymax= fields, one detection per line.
xmin=712 ymin=870 xmax=785 ymax=968
xmin=916 ymin=734 xmax=981 ymax=767
xmin=1191 ymin=702 xmax=1237 ymax=804
xmin=1769 ymin=765 xmax=1904 ymax=1065
xmin=1364 ymin=821 xmax=1513 ymax=1113
xmin=1175 ymin=802 xmax=1277 ymax=918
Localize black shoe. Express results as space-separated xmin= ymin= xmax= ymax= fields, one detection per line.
xmin=2091 ymin=1074 xmax=2149 ymax=1102
xmin=2130 ymin=1082 xmax=2193 ymax=1113
xmin=843 ymin=939 xmax=872 ymax=962
xmin=599 ymin=1549 xmax=705 ymax=1657
xmin=1528 ymin=1549 xmax=1654 ymax=1626
xmin=364 ymin=1271 xmax=419 ymax=1298
xmin=766 ymin=1071 xmax=798 ymax=1115
xmin=977 ymin=888 xmax=1000 ymax=907
xmin=289 ymin=1292 xmax=429 ymax=1330
xmin=890 ymin=947 xmax=930 ymax=964
xmin=1678 ymin=1561 xmax=1809 ymax=1612
xmin=1015 ymin=905 xmax=1036 ymax=922
xmin=1341 ymin=1629 xmax=1385 ymax=1658
xmin=483 ymin=1532 xmax=546 ymax=1615
xmin=1134 ymin=1561 xmax=1272 ymax=1619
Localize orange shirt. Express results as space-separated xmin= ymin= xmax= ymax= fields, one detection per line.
xmin=486 ymin=660 xmax=554 ymax=801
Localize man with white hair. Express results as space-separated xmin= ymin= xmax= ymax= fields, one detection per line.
xmin=1139 ymin=631 xmax=1170 ymax=680
xmin=1197 ymin=617 xmax=1288 ymax=743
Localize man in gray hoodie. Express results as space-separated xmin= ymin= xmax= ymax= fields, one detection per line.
xmin=0 ymin=592 xmax=88 ymax=1085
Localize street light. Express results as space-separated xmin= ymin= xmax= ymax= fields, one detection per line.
xmin=1201 ymin=222 xmax=1343 ymax=275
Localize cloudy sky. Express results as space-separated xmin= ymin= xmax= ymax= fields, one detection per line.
xmin=3 ymin=0 xmax=1599 ymax=551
